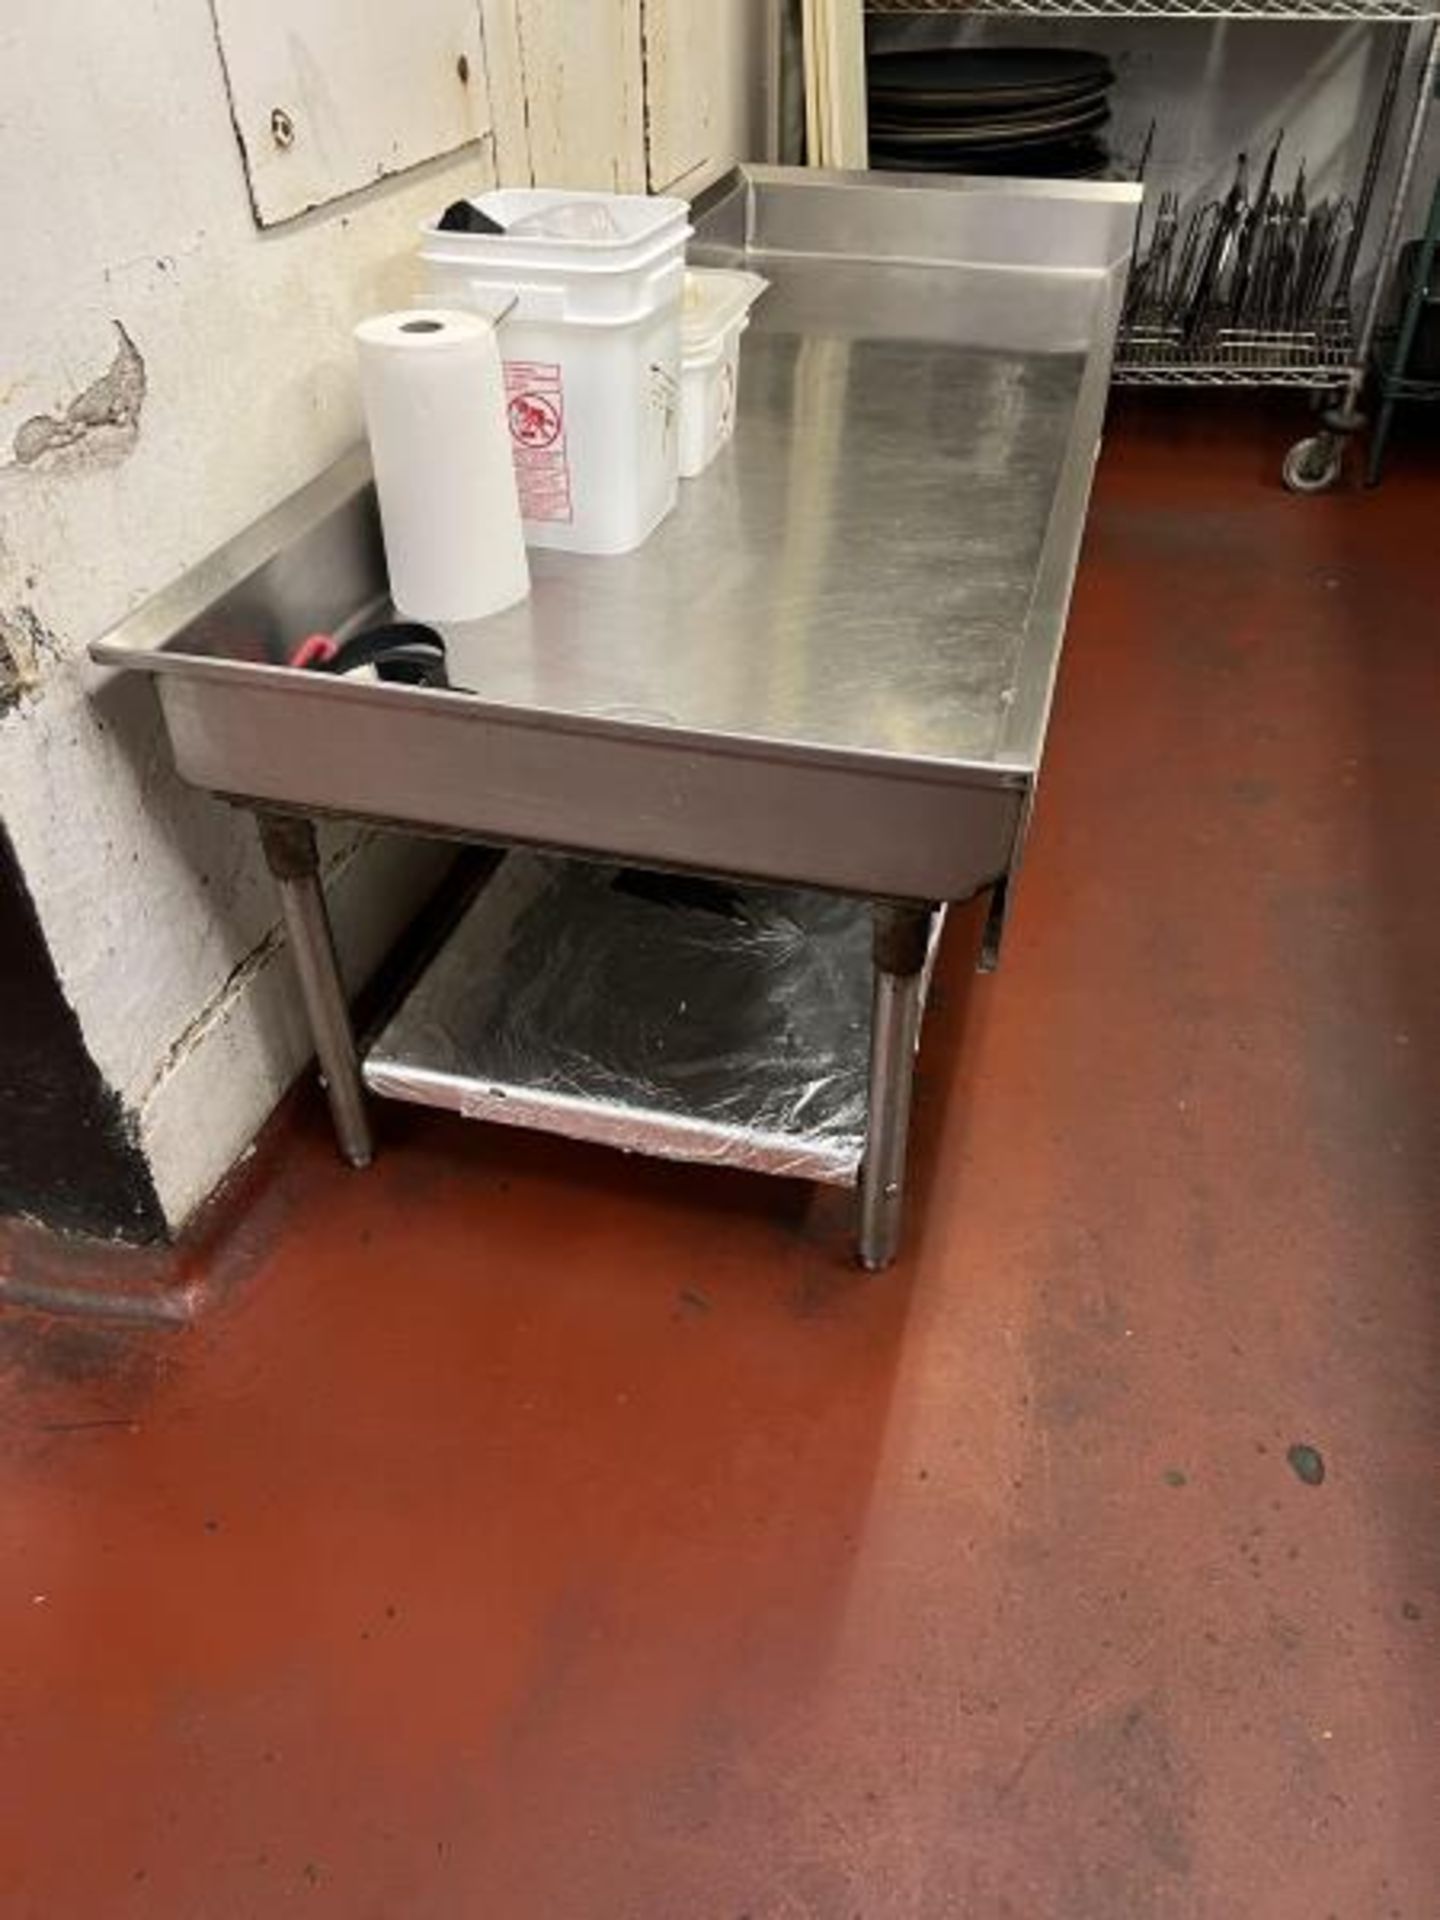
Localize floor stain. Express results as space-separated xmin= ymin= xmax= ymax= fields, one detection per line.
xmin=1287 ymin=1442 xmax=1326 ymax=1487
xmin=1049 ymin=1694 xmax=1195 ymax=1919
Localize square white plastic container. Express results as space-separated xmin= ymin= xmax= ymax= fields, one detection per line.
xmin=678 ymin=269 xmax=768 ymax=479
xmin=420 ymin=189 xmax=692 ymax=555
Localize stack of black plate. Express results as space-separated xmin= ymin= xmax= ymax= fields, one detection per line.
xmin=868 ymin=48 xmax=1114 ymax=180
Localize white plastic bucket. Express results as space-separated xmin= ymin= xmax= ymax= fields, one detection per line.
xmin=420 ymin=189 xmax=691 ymax=555
xmin=678 ymin=269 xmax=768 ymax=479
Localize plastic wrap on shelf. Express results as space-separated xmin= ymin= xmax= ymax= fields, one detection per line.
xmin=363 ymin=853 xmax=878 ymax=1183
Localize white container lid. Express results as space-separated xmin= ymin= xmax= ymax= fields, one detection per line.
xmin=427 ymin=187 xmax=689 ymax=255
xmin=682 ymin=268 xmax=769 ymax=356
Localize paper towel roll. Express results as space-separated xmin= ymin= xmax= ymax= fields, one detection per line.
xmin=355 ymin=308 xmax=529 ymax=626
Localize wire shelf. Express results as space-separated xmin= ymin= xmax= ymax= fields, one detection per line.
xmin=1112 ymin=318 xmax=1355 ymax=385
xmin=866 ymin=0 xmax=1438 ymax=18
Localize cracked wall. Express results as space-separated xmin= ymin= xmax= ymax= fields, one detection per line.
xmin=0 ymin=606 xmax=59 ymax=709
xmin=0 ymin=0 xmax=494 ymax=1233
xmin=9 ymin=325 xmax=147 ymax=470
xmin=0 ymin=0 xmax=768 ymax=1238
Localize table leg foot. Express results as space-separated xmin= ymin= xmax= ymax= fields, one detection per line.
xmin=255 ymin=811 xmax=374 ymax=1170
xmin=857 ymin=901 xmax=934 ymax=1271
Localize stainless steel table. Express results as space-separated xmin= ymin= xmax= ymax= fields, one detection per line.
xmin=93 ymin=165 xmax=1139 ymax=1267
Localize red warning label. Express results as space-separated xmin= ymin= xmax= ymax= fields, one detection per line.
xmin=504 ymin=360 xmax=573 ymax=524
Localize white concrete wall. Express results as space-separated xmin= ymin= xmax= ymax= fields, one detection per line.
xmin=0 ymin=0 xmax=771 ymax=1235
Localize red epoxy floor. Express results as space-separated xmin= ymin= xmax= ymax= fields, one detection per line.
xmin=2 ymin=408 xmax=1438 ymax=1918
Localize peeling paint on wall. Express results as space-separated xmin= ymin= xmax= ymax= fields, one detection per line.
xmin=9 ymin=323 xmax=147 ymax=470
xmin=0 ymin=606 xmax=59 ymax=710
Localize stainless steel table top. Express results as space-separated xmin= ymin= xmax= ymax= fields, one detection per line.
xmin=443 ymin=312 xmax=1081 ymax=766
xmin=92 ymin=167 xmax=1139 ymax=901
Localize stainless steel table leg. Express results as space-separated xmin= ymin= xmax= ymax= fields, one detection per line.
xmin=978 ymin=872 xmax=1011 ymax=975
xmin=858 ymin=901 xmax=935 ymax=1272
xmin=255 ymin=811 xmax=374 ymax=1169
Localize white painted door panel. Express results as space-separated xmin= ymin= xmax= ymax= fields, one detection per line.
xmin=210 ymin=0 xmax=490 ymax=225
xmin=642 ymin=0 xmax=770 ymax=193
xmin=496 ymin=0 xmax=647 ymax=190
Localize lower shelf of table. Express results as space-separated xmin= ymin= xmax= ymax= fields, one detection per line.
xmin=363 ymin=852 xmax=892 ymax=1186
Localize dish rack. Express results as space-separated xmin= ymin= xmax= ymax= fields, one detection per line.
xmin=861 ymin=0 xmax=1440 ymax=487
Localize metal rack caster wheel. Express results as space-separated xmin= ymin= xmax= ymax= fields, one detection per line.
xmin=1283 ymin=433 xmax=1344 ymax=495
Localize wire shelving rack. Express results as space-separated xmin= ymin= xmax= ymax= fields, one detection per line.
xmin=862 ymin=0 xmax=1440 ymax=478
